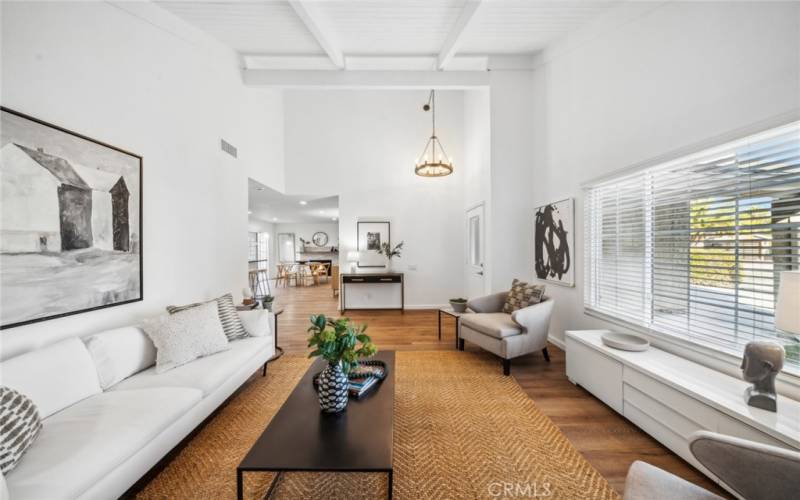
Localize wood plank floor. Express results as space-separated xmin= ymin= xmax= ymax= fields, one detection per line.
xmin=270 ymin=282 xmax=727 ymax=496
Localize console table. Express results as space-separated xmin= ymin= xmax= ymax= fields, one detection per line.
xmin=340 ymin=272 xmax=404 ymax=313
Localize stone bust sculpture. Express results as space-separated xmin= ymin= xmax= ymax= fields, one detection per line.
xmin=741 ymin=341 xmax=784 ymax=412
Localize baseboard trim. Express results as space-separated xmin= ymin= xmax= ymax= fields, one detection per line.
xmin=547 ymin=335 xmax=566 ymax=351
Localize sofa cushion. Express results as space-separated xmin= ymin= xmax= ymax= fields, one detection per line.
xmin=502 ymin=279 xmax=545 ymax=313
xmin=109 ymin=336 xmax=271 ymax=396
xmin=0 ymin=338 xmax=101 ymax=419
xmin=167 ymin=293 xmax=248 ymax=341
xmin=237 ymin=309 xmax=271 ymax=337
xmin=84 ymin=326 xmax=157 ymax=389
xmin=0 ymin=388 xmax=42 ymax=474
xmin=142 ymin=301 xmax=230 ymax=374
xmin=4 ymin=387 xmax=201 ymax=500
xmin=460 ymin=313 xmax=522 ymax=339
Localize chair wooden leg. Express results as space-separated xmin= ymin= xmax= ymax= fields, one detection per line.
xmin=502 ymin=359 xmax=511 ymax=376
xmin=262 ymin=362 xmax=267 ymax=377
xmin=542 ymin=347 xmax=551 ymax=362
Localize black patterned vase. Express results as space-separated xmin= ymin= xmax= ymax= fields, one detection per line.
xmin=318 ymin=361 xmax=349 ymax=413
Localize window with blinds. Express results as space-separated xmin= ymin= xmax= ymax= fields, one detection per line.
xmin=584 ymin=121 xmax=800 ymax=369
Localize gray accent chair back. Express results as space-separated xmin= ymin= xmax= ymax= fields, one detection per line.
xmin=691 ymin=431 xmax=800 ymax=500
xmin=459 ymin=291 xmax=554 ymax=375
xmin=623 ymin=431 xmax=800 ymax=500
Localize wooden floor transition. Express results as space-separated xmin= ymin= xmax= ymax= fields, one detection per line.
xmin=270 ymin=281 xmax=728 ymax=497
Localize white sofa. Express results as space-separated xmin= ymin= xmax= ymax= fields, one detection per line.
xmin=0 ymin=314 xmax=274 ymax=500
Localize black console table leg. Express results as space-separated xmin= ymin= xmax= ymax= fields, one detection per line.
xmin=388 ymin=470 xmax=393 ymax=500
xmin=236 ymin=469 xmax=243 ymax=500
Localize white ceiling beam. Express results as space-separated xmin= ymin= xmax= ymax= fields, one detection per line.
xmin=288 ymin=0 xmax=345 ymax=69
xmin=437 ymin=0 xmax=483 ymax=70
xmin=242 ymin=70 xmax=490 ymax=89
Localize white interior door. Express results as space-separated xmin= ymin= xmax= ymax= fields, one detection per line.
xmin=465 ymin=204 xmax=485 ymax=298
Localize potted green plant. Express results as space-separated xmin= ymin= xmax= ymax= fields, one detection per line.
xmin=377 ymin=241 xmax=404 ymax=272
xmin=449 ymin=297 xmax=468 ymax=313
xmin=307 ymin=314 xmax=377 ymax=413
xmin=262 ymin=295 xmax=275 ymax=312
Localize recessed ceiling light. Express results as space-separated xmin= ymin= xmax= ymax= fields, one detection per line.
xmin=272 ymin=217 xmax=277 ymax=221
xmin=248 ymin=210 xmax=252 ymax=215
xmin=299 ymin=200 xmax=307 ymax=205
xmin=318 ymin=210 xmax=324 ymax=214
xmin=331 ymin=217 xmax=337 ymax=221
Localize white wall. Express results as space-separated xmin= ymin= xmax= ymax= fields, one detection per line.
xmin=488 ymin=71 xmax=536 ymax=292
xmin=529 ymin=1 xmax=800 ymax=350
xmin=283 ymin=90 xmax=465 ymax=307
xmin=0 ymin=1 xmax=283 ymax=359
xmin=462 ymin=89 xmax=492 ymax=295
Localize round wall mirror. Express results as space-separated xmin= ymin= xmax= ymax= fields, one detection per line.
xmin=312 ymin=231 xmax=329 ymax=246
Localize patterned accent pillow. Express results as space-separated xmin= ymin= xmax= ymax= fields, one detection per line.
xmin=167 ymin=293 xmax=248 ymax=341
xmin=502 ymin=279 xmax=546 ymax=313
xmin=144 ymin=301 xmax=230 ymax=373
xmin=0 ymin=387 xmax=42 ymax=474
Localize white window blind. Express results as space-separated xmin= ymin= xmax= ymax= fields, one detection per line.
xmin=585 ymin=121 xmax=800 ymax=369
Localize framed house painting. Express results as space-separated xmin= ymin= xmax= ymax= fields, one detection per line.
xmin=534 ymin=198 xmax=574 ymax=287
xmin=0 ymin=107 xmax=143 ymax=329
xmin=357 ymin=221 xmax=389 ymax=268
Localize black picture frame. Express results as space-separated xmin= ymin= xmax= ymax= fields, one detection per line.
xmin=356 ymin=221 xmax=390 ymax=268
xmin=0 ymin=106 xmax=144 ymax=329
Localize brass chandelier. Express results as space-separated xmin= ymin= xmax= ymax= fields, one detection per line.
xmin=415 ymin=90 xmax=453 ymax=177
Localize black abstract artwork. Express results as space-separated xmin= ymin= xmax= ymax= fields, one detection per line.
xmin=534 ymin=198 xmax=574 ymax=287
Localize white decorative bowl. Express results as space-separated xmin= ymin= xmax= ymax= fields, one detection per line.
xmin=601 ymin=332 xmax=650 ymax=352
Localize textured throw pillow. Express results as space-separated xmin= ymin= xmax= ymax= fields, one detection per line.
xmin=237 ymin=309 xmax=270 ymax=338
xmin=0 ymin=387 xmax=42 ymax=474
xmin=167 ymin=293 xmax=248 ymax=341
xmin=143 ymin=301 xmax=230 ymax=373
xmin=502 ymin=279 xmax=546 ymax=313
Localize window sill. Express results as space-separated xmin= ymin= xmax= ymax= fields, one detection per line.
xmin=583 ymin=308 xmax=800 ymax=398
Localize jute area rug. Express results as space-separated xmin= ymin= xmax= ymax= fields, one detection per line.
xmin=136 ymin=351 xmax=619 ymax=499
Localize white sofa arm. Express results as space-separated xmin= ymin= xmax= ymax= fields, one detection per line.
xmin=467 ymin=292 xmax=508 ymax=313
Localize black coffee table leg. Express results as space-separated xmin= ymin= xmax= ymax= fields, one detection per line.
xmin=388 ymin=470 xmax=393 ymax=500
xmin=236 ymin=469 xmax=243 ymax=500
xmin=264 ymin=471 xmax=283 ymax=499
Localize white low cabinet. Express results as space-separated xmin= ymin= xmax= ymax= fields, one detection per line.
xmin=565 ymin=330 xmax=800 ymax=498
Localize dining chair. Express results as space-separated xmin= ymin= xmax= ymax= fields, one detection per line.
xmin=276 ymin=264 xmax=297 ymax=287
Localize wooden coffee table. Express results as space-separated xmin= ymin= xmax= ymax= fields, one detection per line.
xmin=237 ymin=351 xmax=395 ymax=499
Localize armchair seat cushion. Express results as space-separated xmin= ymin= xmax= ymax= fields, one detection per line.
xmin=460 ymin=313 xmax=522 ymax=340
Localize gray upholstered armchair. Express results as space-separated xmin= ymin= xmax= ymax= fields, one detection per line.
xmin=624 ymin=431 xmax=800 ymax=500
xmin=458 ymin=291 xmax=554 ymax=375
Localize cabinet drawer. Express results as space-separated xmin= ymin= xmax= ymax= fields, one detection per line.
xmin=624 ymin=384 xmax=712 ymax=440
xmin=717 ymin=413 xmax=795 ymax=450
xmin=624 ymin=367 xmax=717 ymax=430
xmin=343 ymin=275 xmax=401 ymax=283
xmin=566 ymin=338 xmax=623 ymax=413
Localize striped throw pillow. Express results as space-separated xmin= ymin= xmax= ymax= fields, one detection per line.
xmin=0 ymin=387 xmax=42 ymax=474
xmin=167 ymin=293 xmax=248 ymax=341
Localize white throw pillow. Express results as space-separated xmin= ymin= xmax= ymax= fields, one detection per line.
xmin=84 ymin=326 xmax=157 ymax=389
xmin=0 ymin=338 xmax=101 ymax=419
xmin=142 ymin=301 xmax=229 ymax=374
xmin=237 ymin=310 xmax=271 ymax=338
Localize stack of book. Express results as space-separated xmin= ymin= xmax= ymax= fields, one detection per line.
xmin=348 ymin=363 xmax=385 ymax=398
